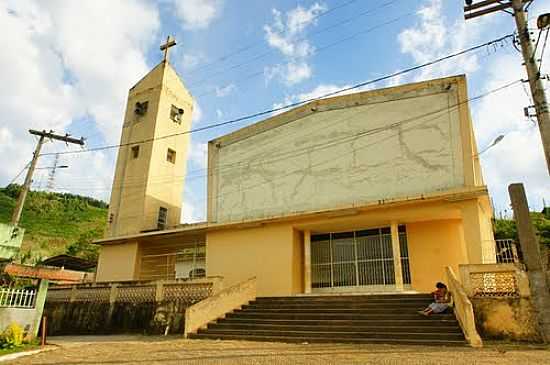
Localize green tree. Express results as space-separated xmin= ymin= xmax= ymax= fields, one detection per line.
xmin=494 ymin=212 xmax=550 ymax=247
xmin=65 ymin=228 xmax=103 ymax=262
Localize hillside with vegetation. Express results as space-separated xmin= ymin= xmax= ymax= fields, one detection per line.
xmin=494 ymin=211 xmax=550 ymax=247
xmin=0 ymin=184 xmax=107 ymax=264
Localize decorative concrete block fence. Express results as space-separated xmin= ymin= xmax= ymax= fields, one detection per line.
xmin=459 ymin=263 xmax=541 ymax=342
xmin=43 ymin=277 xmax=223 ymax=336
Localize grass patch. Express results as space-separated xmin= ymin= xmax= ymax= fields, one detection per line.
xmin=0 ymin=344 xmax=40 ymax=356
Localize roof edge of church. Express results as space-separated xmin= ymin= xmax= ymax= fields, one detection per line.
xmin=129 ymin=61 xmax=166 ymax=91
xmin=94 ymin=183 xmax=485 ymax=246
xmin=129 ymin=61 xmax=192 ymax=98
xmin=210 ymin=74 xmax=467 ymax=147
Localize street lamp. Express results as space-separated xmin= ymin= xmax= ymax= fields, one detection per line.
xmin=476 ymin=134 xmax=505 ymax=156
xmin=537 ymin=13 xmax=550 ymax=30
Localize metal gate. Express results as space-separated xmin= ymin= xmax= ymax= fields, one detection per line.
xmin=311 ymin=226 xmax=411 ymax=291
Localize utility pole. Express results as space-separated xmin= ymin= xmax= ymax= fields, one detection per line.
xmin=509 ymin=183 xmax=550 ymax=342
xmin=11 ymin=129 xmax=85 ymax=226
xmin=465 ymin=0 xmax=550 ymax=175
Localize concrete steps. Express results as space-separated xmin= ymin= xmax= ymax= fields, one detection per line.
xmin=188 ymin=294 xmax=466 ymax=346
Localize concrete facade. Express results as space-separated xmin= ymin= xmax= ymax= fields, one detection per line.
xmin=208 ymin=76 xmax=481 ymax=224
xmin=95 ymin=241 xmax=140 ymax=282
xmin=95 ymin=75 xmax=496 ymax=298
xmin=107 ymin=61 xmax=194 ymax=237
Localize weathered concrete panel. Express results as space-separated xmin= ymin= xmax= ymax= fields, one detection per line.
xmin=210 ymin=79 xmax=470 ymax=223
xmin=473 ymin=298 xmax=541 ymax=342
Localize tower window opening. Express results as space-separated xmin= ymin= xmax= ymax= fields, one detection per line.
xmin=131 ymin=145 xmax=140 ymax=159
xmin=135 ymin=101 xmax=148 ymax=116
xmin=167 ymin=148 xmax=176 ymax=164
xmin=170 ymin=105 xmax=184 ymax=124
xmin=157 ymin=207 xmax=168 ymax=230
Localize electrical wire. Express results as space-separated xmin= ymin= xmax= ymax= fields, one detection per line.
xmin=18 ymin=78 xmax=523 ymax=223
xmin=6 ymin=162 xmax=31 ymax=186
xmin=538 ymin=29 xmax=550 ymax=74
xmin=195 ymin=10 xmax=413 ymax=98
xmin=187 ymin=1 xmax=400 ymax=87
xmin=40 ymin=33 xmax=515 ymax=159
xmin=186 ymin=0 xmax=364 ymax=76
xmin=51 ymin=79 xmax=522 ymax=196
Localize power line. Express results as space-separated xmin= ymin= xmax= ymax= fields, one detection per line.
xmin=194 ymin=9 xmax=413 ymax=99
xmin=187 ymin=1 xmax=401 ymax=87
xmin=51 ymin=79 xmax=521 ymax=195
xmin=40 ymin=33 xmax=514 ymax=159
xmin=6 ymin=161 xmax=31 ymax=186
xmin=185 ymin=0 xmax=364 ymax=76
xmin=191 ymin=80 xmax=524 ymax=208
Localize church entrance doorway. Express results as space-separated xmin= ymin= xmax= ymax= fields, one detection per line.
xmin=310 ymin=226 xmax=411 ymax=292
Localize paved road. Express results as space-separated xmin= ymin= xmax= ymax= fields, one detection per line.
xmin=9 ymin=336 xmax=550 ymax=365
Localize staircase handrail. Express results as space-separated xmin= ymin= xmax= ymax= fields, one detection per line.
xmin=184 ymin=277 xmax=256 ymax=337
xmin=445 ymin=266 xmax=482 ymax=348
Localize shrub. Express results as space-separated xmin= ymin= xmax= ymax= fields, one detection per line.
xmin=0 ymin=323 xmax=24 ymax=349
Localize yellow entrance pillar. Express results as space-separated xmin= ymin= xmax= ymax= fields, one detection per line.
xmin=304 ymin=230 xmax=312 ymax=294
xmin=391 ymin=222 xmax=404 ymax=290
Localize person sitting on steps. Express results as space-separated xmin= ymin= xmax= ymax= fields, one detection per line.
xmin=418 ymin=282 xmax=451 ymax=316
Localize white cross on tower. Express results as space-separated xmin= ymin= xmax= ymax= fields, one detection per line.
xmin=160 ymin=35 xmax=177 ymax=63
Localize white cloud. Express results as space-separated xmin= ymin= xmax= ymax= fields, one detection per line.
xmin=215 ymin=83 xmax=236 ymax=97
xmin=182 ymin=184 xmax=206 ymax=223
xmin=265 ymin=61 xmax=312 ymax=86
xmin=398 ymin=0 xmax=549 ymax=211
xmin=182 ymin=52 xmax=206 ymax=70
xmin=188 ymin=141 xmax=208 ymax=170
xmin=216 ymin=109 xmax=223 ymax=119
xmin=397 ymin=0 xmax=488 ymax=82
xmin=264 ymin=3 xmax=326 ymax=85
xmin=0 ymin=0 xmax=159 ymax=201
xmin=296 ymin=83 xmax=353 ymax=102
xmin=272 ymin=82 xmax=369 ymax=112
xmin=181 ymin=201 xmax=197 ymax=223
xmin=172 ymin=0 xmax=223 ymax=30
xmin=472 ymin=52 xmax=550 ymax=211
xmin=192 ymin=101 xmax=203 ymax=125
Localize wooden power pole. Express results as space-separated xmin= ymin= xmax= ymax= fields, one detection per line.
xmin=11 ymin=129 xmax=85 ymax=226
xmin=465 ymin=0 xmax=550 ymax=175
xmin=509 ymin=183 xmax=550 ymax=342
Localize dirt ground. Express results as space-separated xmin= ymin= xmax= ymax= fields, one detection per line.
xmin=7 ymin=336 xmax=550 ymax=365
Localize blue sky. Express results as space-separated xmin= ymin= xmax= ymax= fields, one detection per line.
xmin=1 ymin=0 xmax=549 ymax=222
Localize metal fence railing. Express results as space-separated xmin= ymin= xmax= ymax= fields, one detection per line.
xmin=495 ymin=239 xmax=519 ymax=264
xmin=0 ymin=287 xmax=37 ymax=308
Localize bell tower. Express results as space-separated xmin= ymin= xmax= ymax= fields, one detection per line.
xmin=107 ymin=36 xmax=194 ymax=237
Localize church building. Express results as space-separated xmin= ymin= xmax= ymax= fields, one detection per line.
xmin=94 ymin=38 xmax=496 ymax=297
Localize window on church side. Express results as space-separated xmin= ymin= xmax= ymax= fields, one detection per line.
xmin=157 ymin=207 xmax=168 ymax=230
xmin=170 ymin=105 xmax=184 ymax=124
xmin=131 ymin=146 xmax=140 ymax=159
xmin=167 ymin=148 xmax=176 ymax=164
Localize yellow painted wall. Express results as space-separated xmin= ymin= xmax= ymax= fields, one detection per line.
xmin=107 ymin=61 xmax=193 ymax=238
xmin=292 ymin=229 xmax=304 ymax=294
xmin=96 ymin=241 xmax=140 ymax=282
xmin=206 ymin=224 xmax=301 ymax=297
xmin=407 ymin=219 xmax=469 ymax=293
xmin=459 ymin=197 xmax=495 ymax=264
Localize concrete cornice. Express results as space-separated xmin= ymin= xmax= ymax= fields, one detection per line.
xmin=95 ymin=185 xmax=487 ymax=246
